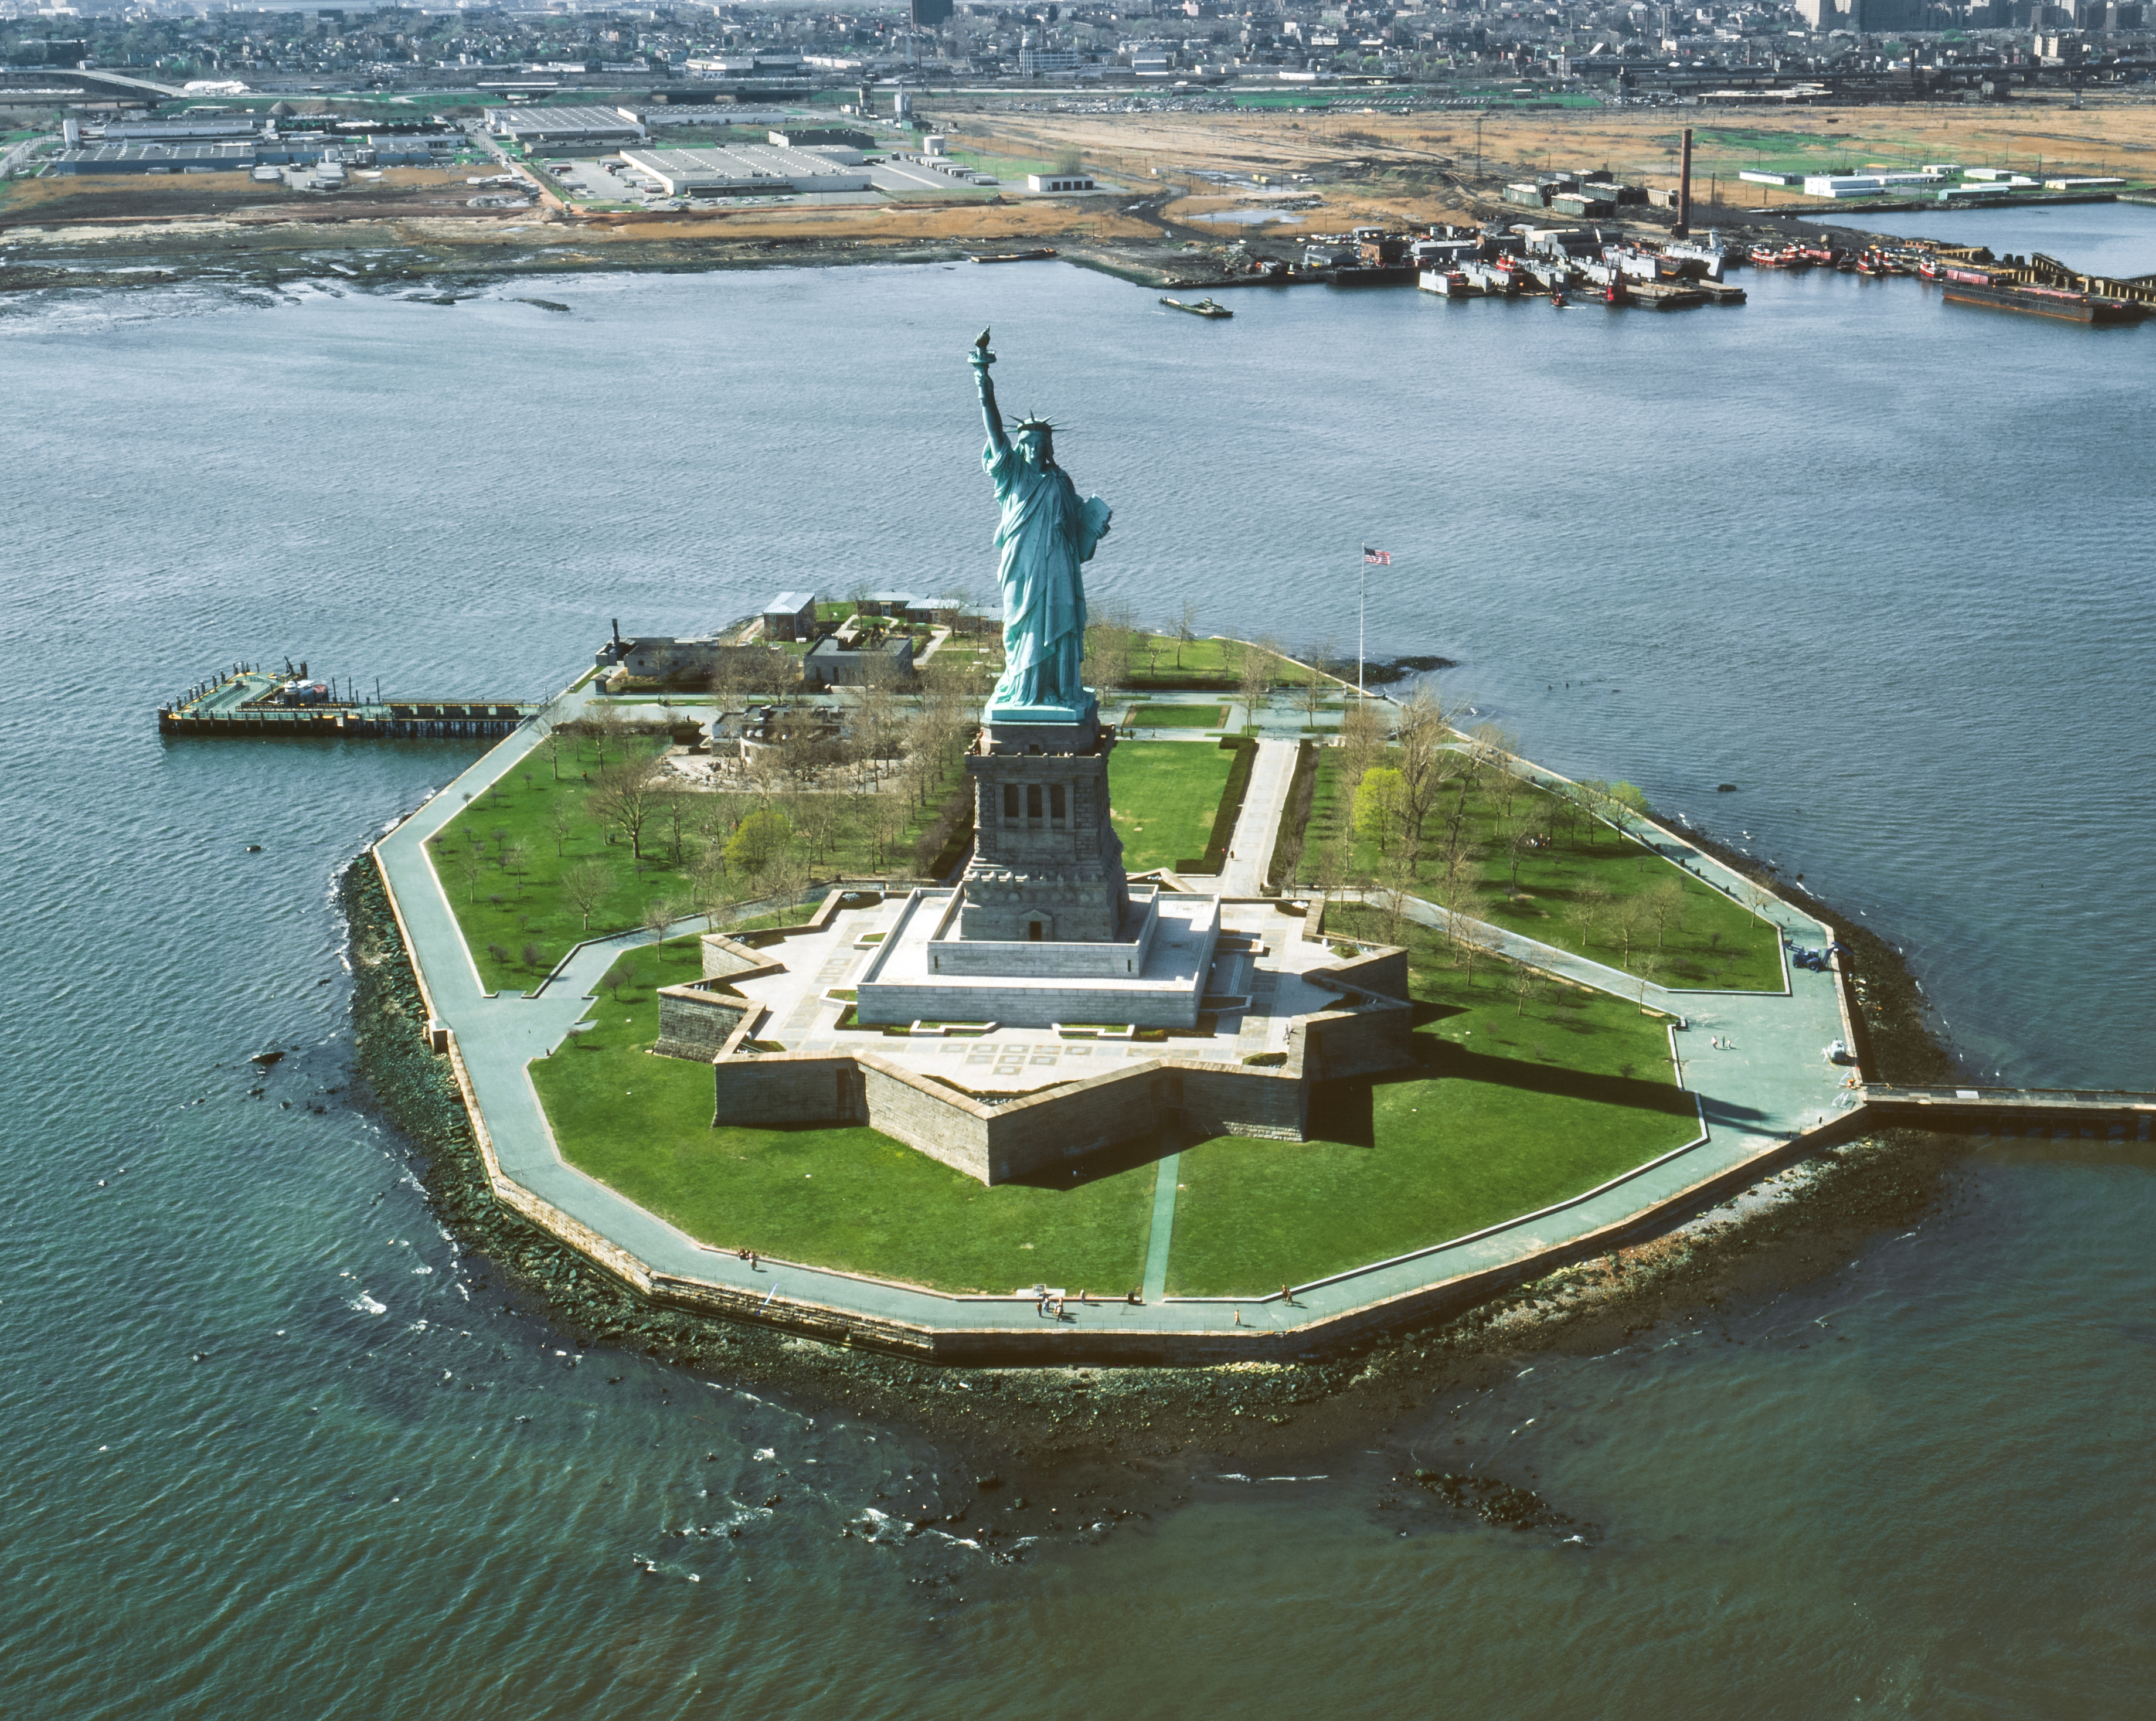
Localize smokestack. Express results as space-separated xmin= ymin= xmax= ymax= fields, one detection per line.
xmin=1676 ymin=127 xmax=1693 ymax=239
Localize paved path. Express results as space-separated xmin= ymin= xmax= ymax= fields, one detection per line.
xmin=1141 ymin=1153 xmax=1182 ymax=1303
xmin=374 ymin=699 xmax=1885 ymax=1345
xmin=1219 ymin=739 xmax=1298 ymax=895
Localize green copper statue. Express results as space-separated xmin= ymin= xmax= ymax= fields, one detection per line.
xmin=971 ymin=330 xmax=1113 ymax=718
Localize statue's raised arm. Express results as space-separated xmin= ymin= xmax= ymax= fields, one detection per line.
xmin=970 ymin=328 xmax=1008 ymax=457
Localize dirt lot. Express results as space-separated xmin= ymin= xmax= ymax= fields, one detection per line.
xmin=4 ymin=93 xmax=2151 ymax=295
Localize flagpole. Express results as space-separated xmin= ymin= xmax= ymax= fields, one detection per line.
xmin=1357 ymin=550 xmax=1365 ymax=700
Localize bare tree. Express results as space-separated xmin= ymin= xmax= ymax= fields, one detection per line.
xmin=546 ymin=799 xmax=575 ymax=858
xmin=763 ymin=848 xmax=812 ymax=914
xmin=539 ymin=722 xmax=567 ymax=781
xmin=659 ymin=788 xmax=692 ymax=865
xmin=642 ymin=896 xmax=675 ymax=945
xmin=1453 ymin=898 xmax=1499 ymax=989
xmin=870 ymin=791 xmax=911 ymax=872
xmin=1567 ymin=880 xmax=1613 ymax=954
xmin=1236 ymin=635 xmax=1278 ymax=736
xmin=450 ymin=844 xmax=485 ymax=904
xmin=1633 ymin=951 xmax=1665 ymax=1014
xmin=1646 ymin=877 xmax=1686 ymax=950
xmin=1376 ymin=858 xmax=1413 ymax=944
xmin=562 ymin=859 xmax=611 ymax=932
xmin=1338 ymin=696 xmax=1387 ymax=799
xmin=588 ymin=709 xmax=629 ymax=774
xmin=1508 ymin=958 xmax=1542 ymax=1018
xmin=1083 ymin=601 xmax=1137 ymax=703
xmin=1176 ymin=600 xmax=1200 ymax=669
xmin=1298 ymin=638 xmax=1335 ymax=730
xmin=588 ymin=757 xmax=661 ymax=862
xmin=1392 ymin=687 xmax=1450 ymax=870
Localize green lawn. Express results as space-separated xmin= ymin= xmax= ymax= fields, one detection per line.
xmin=429 ymin=727 xmax=965 ymax=992
xmin=1165 ymin=909 xmax=1699 ymax=1295
xmin=1127 ymin=703 xmax=1227 ymax=729
xmin=531 ymin=947 xmax=1158 ymax=1294
xmin=1114 ymin=634 xmax=1332 ymax=691
xmin=1107 ymin=740 xmax=1236 ymax=871
xmin=1302 ymin=751 xmax=1781 ymax=990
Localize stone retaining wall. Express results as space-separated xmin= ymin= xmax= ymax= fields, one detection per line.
xmin=710 ymin=1040 xmax=1324 ymax=1181
xmin=654 ymin=982 xmax=750 ymax=1062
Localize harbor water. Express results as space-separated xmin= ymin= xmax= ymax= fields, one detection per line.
xmin=2 ymin=238 xmax=2152 ymax=1717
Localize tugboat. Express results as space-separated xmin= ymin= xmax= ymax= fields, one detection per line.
xmin=1749 ymin=243 xmax=1803 ymax=268
xmin=1797 ymin=242 xmax=1840 ymax=267
xmin=1159 ymin=295 xmax=1233 ymax=318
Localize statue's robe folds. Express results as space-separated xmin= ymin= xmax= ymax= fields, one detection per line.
xmin=984 ymin=438 xmax=1111 ymax=712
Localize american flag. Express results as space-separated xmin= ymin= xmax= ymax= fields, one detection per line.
xmin=1362 ymin=546 xmax=1392 ymax=566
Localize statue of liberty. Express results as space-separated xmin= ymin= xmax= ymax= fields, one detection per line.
xmin=970 ymin=331 xmax=1113 ymax=717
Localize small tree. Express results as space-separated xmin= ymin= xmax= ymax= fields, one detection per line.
xmin=1236 ymin=636 xmax=1277 ymax=735
xmin=1338 ymin=698 xmax=1386 ymax=798
xmin=1354 ymin=766 xmax=1407 ymax=858
xmin=1508 ymin=959 xmax=1542 ymax=1019
xmin=1298 ymin=638 xmax=1335 ymax=730
xmin=661 ymin=790 xmax=692 ymax=865
xmin=452 ymin=845 xmax=485 ymax=904
xmin=1647 ymin=877 xmax=1685 ymax=950
xmin=547 ymin=800 xmax=576 ymax=858
xmin=1392 ymin=686 xmax=1450 ymax=870
xmin=725 ymin=808 xmax=792 ymax=882
xmin=642 ymin=896 xmax=674 ymax=944
xmin=1175 ymin=600 xmax=1200 ymax=669
xmin=1568 ymin=880 xmax=1611 ymax=954
xmin=562 ymin=859 xmax=611 ymax=932
xmin=1454 ymin=907 xmax=1499 ymax=990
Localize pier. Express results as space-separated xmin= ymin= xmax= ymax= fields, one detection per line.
xmin=158 ymin=662 xmax=539 ymax=740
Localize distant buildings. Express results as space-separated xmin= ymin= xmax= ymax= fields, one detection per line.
xmin=484 ymin=105 xmax=646 ymax=151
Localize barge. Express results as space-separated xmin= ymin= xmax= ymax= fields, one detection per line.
xmin=1937 ymin=264 xmax=2149 ymax=324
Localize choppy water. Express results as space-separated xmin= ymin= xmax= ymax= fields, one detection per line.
xmin=3 ymin=243 xmax=2151 ymax=1717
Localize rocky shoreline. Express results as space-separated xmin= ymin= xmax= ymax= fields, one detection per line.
xmin=341 ymin=815 xmax=1969 ymax=1475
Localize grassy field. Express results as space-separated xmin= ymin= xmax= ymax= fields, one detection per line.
xmin=528 ymin=896 xmax=1695 ymax=1295
xmin=1107 ymin=740 xmax=1236 ymax=872
xmin=1114 ymin=634 xmax=1332 ymax=692
xmin=1126 ymin=703 xmax=1227 ymax=729
xmin=532 ymin=945 xmax=1157 ymax=1294
xmin=1164 ymin=907 xmax=1698 ymax=1295
xmin=429 ymin=728 xmax=966 ymax=992
xmin=1302 ymin=750 xmax=1781 ymax=991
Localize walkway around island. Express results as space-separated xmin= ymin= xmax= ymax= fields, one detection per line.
xmin=370 ymin=699 xmax=2151 ymax=1363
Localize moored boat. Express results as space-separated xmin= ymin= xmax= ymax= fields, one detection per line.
xmin=1416 ymin=268 xmax=1481 ymax=297
xmin=1159 ymin=295 xmax=1233 ymax=318
xmin=1937 ymin=266 xmax=2147 ymax=324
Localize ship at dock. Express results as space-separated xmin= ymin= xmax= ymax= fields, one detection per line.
xmin=1932 ymin=251 xmax=2155 ymax=325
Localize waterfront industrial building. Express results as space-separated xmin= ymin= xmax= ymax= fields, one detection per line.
xmin=619 ymin=141 xmax=871 ymax=196
xmin=484 ymin=104 xmax=648 ymax=151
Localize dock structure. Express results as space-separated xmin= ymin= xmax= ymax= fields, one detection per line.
xmin=158 ymin=664 xmax=539 ymax=740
